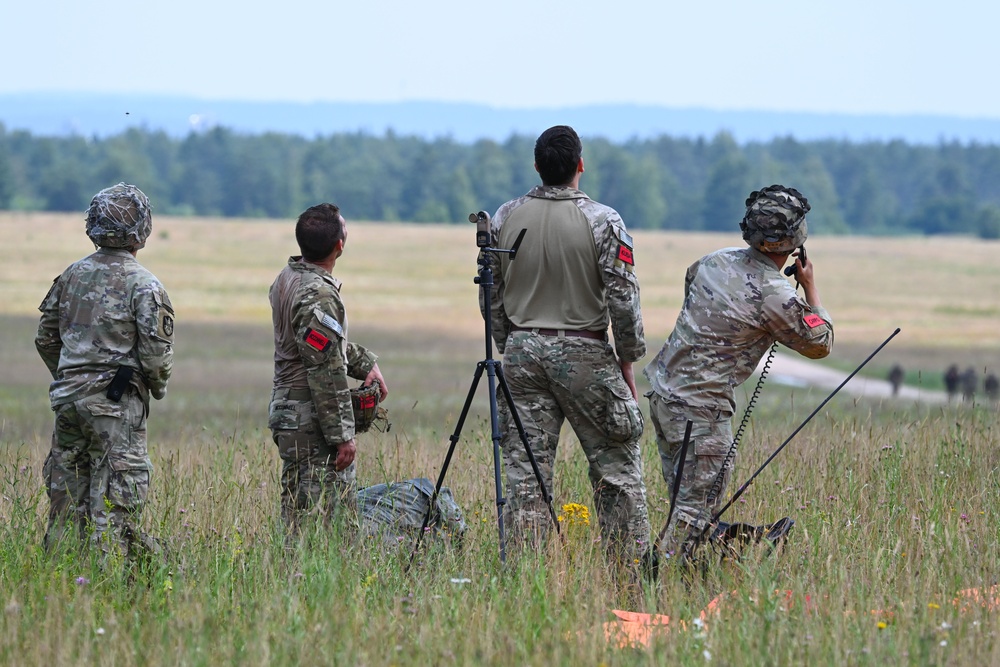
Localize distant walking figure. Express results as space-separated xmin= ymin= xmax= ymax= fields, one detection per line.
xmin=961 ymin=367 xmax=978 ymax=403
xmin=887 ymin=364 xmax=904 ymax=396
xmin=944 ymin=365 xmax=961 ymax=402
xmin=985 ymin=373 xmax=999 ymax=403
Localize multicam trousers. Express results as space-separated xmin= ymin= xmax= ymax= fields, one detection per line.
xmin=44 ymin=388 xmax=153 ymax=557
xmin=647 ymin=393 xmax=734 ymax=557
xmin=500 ymin=331 xmax=651 ymax=559
xmin=269 ymin=388 xmax=357 ymax=535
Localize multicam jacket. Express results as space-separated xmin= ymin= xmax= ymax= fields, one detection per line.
xmin=35 ymin=248 xmax=174 ymax=408
xmin=644 ymin=246 xmax=834 ymax=416
xmin=270 ymin=257 xmax=377 ymax=444
xmin=483 ymin=185 xmax=645 ymax=362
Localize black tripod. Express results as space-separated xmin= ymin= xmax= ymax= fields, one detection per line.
xmin=408 ymin=221 xmax=559 ymax=566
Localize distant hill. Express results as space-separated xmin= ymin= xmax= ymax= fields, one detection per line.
xmin=4 ymin=93 xmax=1000 ymax=145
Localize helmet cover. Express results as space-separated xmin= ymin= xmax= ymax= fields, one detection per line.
xmin=740 ymin=185 xmax=810 ymax=254
xmin=85 ymin=183 xmax=153 ymax=249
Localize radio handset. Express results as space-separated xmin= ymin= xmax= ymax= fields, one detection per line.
xmin=783 ymin=245 xmax=807 ymax=278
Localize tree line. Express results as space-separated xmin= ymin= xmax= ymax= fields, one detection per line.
xmin=2 ymin=123 xmax=999 ymax=238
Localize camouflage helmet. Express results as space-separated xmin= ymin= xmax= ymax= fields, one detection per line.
xmin=85 ymin=183 xmax=153 ymax=249
xmin=740 ymin=185 xmax=810 ymax=254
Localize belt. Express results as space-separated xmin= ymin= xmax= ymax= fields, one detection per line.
xmin=273 ymin=387 xmax=312 ymax=401
xmin=510 ymin=326 xmax=607 ymax=341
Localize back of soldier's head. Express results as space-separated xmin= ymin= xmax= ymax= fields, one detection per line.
xmin=295 ymin=203 xmax=344 ymax=261
xmin=85 ymin=183 xmax=153 ymax=250
xmin=534 ymin=125 xmax=582 ymax=186
xmin=740 ymin=185 xmax=810 ymax=254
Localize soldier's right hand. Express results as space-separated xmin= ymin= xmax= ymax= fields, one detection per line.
xmin=792 ymin=249 xmax=815 ymax=288
xmin=792 ymin=252 xmax=825 ymax=310
xmin=335 ymin=439 xmax=356 ymax=471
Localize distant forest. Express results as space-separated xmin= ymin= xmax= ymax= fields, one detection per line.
xmin=2 ymin=124 xmax=1000 ymax=238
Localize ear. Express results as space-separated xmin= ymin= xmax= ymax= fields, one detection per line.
xmin=534 ymin=162 xmax=540 ymax=174
xmin=578 ymin=157 xmax=585 ymax=174
xmin=334 ymin=238 xmax=345 ymax=254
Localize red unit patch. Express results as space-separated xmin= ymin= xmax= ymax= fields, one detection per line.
xmin=617 ymin=245 xmax=634 ymax=265
xmin=359 ymin=395 xmax=377 ymax=409
xmin=305 ymin=328 xmax=332 ymax=351
xmin=804 ymin=314 xmax=825 ymax=328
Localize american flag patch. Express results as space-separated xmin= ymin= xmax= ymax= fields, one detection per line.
xmin=313 ymin=307 xmax=344 ymax=336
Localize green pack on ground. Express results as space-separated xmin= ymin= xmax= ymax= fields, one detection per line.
xmin=358 ymin=477 xmax=466 ymax=547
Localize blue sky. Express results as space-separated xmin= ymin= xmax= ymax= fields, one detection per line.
xmin=3 ymin=0 xmax=997 ymax=118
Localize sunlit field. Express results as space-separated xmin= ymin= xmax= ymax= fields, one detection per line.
xmin=2 ymin=212 xmax=1000 ymax=664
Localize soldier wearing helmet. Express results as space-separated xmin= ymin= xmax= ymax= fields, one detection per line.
xmin=644 ymin=184 xmax=833 ymax=563
xmin=35 ymin=183 xmax=174 ymax=560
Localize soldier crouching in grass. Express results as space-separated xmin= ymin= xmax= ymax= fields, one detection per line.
xmin=35 ymin=183 xmax=174 ymax=562
xmin=644 ymin=185 xmax=834 ymax=565
xmin=268 ymin=204 xmax=388 ymax=539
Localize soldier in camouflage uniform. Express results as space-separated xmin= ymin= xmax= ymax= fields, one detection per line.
xmin=269 ymin=203 xmax=388 ymax=535
xmin=35 ymin=183 xmax=174 ymax=559
xmin=482 ymin=125 xmax=650 ymax=561
xmin=644 ymin=185 xmax=834 ymax=561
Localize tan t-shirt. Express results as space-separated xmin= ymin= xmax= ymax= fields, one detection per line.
xmin=497 ymin=195 xmax=607 ymax=331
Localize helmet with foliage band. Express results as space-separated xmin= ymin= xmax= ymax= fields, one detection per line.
xmin=740 ymin=184 xmax=810 ymax=254
xmin=85 ymin=182 xmax=153 ymax=250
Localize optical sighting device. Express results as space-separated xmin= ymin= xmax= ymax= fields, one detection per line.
xmin=470 ymin=210 xmax=491 ymax=248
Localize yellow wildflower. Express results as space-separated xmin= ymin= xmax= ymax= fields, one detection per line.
xmin=558 ymin=503 xmax=591 ymax=527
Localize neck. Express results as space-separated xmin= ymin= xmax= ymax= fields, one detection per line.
xmin=549 ymin=175 xmax=581 ymax=190
xmin=763 ymin=250 xmax=790 ymax=269
xmin=306 ymin=256 xmax=335 ymax=273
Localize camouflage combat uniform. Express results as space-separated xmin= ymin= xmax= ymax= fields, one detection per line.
xmin=269 ymin=257 xmax=378 ymax=532
xmin=483 ymin=185 xmax=650 ymax=558
xmin=35 ymin=248 xmax=174 ymax=556
xmin=643 ymin=246 xmax=834 ymax=556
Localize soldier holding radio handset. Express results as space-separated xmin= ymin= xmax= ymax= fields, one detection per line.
xmin=644 ymin=185 xmax=834 ymax=563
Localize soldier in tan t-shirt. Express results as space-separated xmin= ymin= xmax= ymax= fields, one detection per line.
xmin=482 ymin=125 xmax=651 ymax=565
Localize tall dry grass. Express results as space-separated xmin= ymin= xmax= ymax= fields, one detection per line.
xmin=3 ymin=213 xmax=1000 ymax=664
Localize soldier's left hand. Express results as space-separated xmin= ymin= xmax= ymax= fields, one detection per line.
xmin=365 ymin=363 xmax=389 ymax=401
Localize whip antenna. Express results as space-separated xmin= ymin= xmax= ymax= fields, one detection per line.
xmin=710 ymin=327 xmax=901 ymax=525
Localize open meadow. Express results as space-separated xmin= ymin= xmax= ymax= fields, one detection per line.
xmin=2 ymin=212 xmax=1000 ymax=665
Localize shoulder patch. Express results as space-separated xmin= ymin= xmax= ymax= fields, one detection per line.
xmin=617 ymin=228 xmax=634 ymax=250
xmin=304 ymin=328 xmax=332 ymax=352
xmin=313 ymin=307 xmax=344 ymax=337
xmin=617 ymin=244 xmax=634 ymax=266
xmin=161 ymin=313 xmax=174 ymax=338
xmin=804 ymin=313 xmax=825 ymax=328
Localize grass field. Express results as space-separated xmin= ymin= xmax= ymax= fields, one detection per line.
xmin=2 ymin=212 xmax=1000 ymax=664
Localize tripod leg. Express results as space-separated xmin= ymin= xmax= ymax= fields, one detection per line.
xmin=484 ymin=359 xmax=509 ymax=562
xmin=495 ymin=363 xmax=561 ymax=535
xmin=406 ymin=361 xmax=486 ymax=571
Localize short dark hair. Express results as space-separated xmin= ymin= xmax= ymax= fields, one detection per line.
xmin=295 ymin=203 xmax=344 ymax=261
xmin=534 ymin=125 xmax=582 ymax=186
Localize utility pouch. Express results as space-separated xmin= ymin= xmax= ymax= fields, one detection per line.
xmin=106 ymin=366 xmax=135 ymax=403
